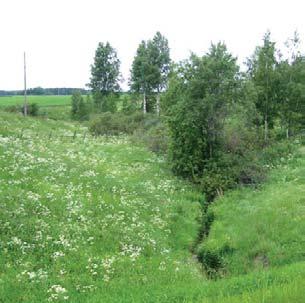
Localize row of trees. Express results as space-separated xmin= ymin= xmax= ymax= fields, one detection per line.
xmin=248 ymin=31 xmax=305 ymax=140
xmin=164 ymin=31 xmax=305 ymax=199
xmin=0 ymin=87 xmax=88 ymax=96
xmin=87 ymin=32 xmax=170 ymax=114
xmin=76 ymin=30 xmax=305 ymax=198
xmin=87 ymin=31 xmax=305 ymax=132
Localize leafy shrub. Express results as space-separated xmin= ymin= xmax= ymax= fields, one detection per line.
xmin=5 ymin=103 xmax=39 ymax=116
xmin=121 ymin=95 xmax=138 ymax=114
xmin=39 ymin=106 xmax=71 ymax=121
xmin=259 ymin=141 xmax=295 ymax=166
xmin=4 ymin=105 xmax=20 ymax=113
xmin=237 ymin=157 xmax=267 ymax=185
xmin=25 ymin=103 xmax=39 ymax=116
xmin=89 ymin=112 xmax=145 ymax=136
xmin=93 ymin=92 xmax=119 ymax=113
xmin=133 ymin=122 xmax=169 ymax=154
xmin=71 ymin=92 xmax=90 ymax=121
xmin=199 ymin=161 xmax=237 ymax=201
xmin=197 ymin=248 xmax=224 ymax=279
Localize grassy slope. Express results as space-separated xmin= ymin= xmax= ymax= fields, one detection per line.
xmin=0 ymin=112 xmax=203 ymax=302
xmin=0 ymin=112 xmax=305 ymax=302
xmin=203 ymin=147 xmax=305 ymax=276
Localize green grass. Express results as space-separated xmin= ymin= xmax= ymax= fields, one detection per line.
xmin=0 ymin=112 xmax=203 ymax=302
xmin=0 ymin=95 xmax=72 ymax=107
xmin=0 ymin=112 xmax=305 ymax=302
xmin=201 ymin=147 xmax=305 ymax=277
xmin=0 ymin=95 xmax=73 ymax=120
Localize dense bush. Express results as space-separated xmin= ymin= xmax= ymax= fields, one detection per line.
xmin=121 ymin=94 xmax=138 ymax=114
xmin=4 ymin=105 xmax=20 ymax=113
xmin=26 ymin=103 xmax=39 ymax=116
xmin=132 ymin=122 xmax=169 ymax=154
xmin=89 ymin=112 xmax=170 ymax=155
xmin=197 ymin=247 xmax=225 ymax=279
xmin=89 ymin=112 xmax=145 ymax=136
xmin=4 ymin=103 xmax=39 ymax=116
xmin=93 ymin=92 xmax=119 ymax=113
xmin=163 ymin=42 xmax=299 ymax=201
xmin=71 ymin=92 xmax=91 ymax=121
xmin=166 ymin=43 xmax=239 ymax=180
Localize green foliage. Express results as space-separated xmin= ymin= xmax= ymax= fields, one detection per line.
xmin=246 ymin=29 xmax=305 ymax=140
xmin=277 ymin=32 xmax=305 ymax=137
xmin=164 ymin=33 xmax=304 ymax=200
xmin=167 ymin=43 xmax=239 ymax=180
xmin=0 ymin=111 xmax=203 ymax=303
xmin=247 ymin=31 xmax=279 ymax=140
xmin=26 ymin=103 xmax=39 ymax=116
xmin=197 ymin=247 xmax=225 ymax=279
xmin=149 ymin=32 xmax=171 ymax=92
xmin=133 ymin=121 xmax=169 ymax=154
xmin=4 ymin=102 xmax=39 ymax=116
xmin=93 ymin=92 xmax=119 ymax=113
xmin=89 ymin=112 xmax=145 ymax=135
xmin=130 ymin=40 xmax=152 ymax=95
xmin=71 ymin=91 xmax=90 ymax=120
xmin=89 ymin=42 xmax=121 ymax=95
xmin=130 ymin=32 xmax=170 ymax=113
xmin=3 ymin=104 xmax=21 ymax=113
xmin=121 ymin=94 xmax=138 ymax=114
xmin=203 ymin=146 xmax=302 ymax=278
xmin=39 ymin=105 xmax=71 ymax=121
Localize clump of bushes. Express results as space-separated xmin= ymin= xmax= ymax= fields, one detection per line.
xmin=132 ymin=121 xmax=169 ymax=154
xmin=24 ymin=103 xmax=39 ymax=116
xmin=71 ymin=92 xmax=91 ymax=121
xmin=89 ymin=111 xmax=169 ymax=154
xmin=197 ymin=248 xmax=225 ymax=279
xmin=89 ymin=112 xmax=146 ymax=136
xmin=4 ymin=103 xmax=39 ymax=116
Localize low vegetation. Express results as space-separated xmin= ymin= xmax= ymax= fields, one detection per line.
xmin=1 ymin=112 xmax=305 ymax=302
xmin=1 ymin=29 xmax=305 ymax=302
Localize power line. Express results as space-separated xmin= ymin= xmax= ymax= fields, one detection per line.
xmin=24 ymin=52 xmax=28 ymax=116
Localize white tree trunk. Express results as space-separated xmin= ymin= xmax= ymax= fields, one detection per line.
xmin=143 ymin=92 xmax=147 ymax=114
xmin=156 ymin=93 xmax=160 ymax=116
xmin=264 ymin=116 xmax=268 ymax=142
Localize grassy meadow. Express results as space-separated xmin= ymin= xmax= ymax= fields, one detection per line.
xmin=0 ymin=95 xmax=72 ymax=120
xmin=0 ymin=108 xmax=305 ymax=302
xmin=0 ymin=95 xmax=71 ymax=107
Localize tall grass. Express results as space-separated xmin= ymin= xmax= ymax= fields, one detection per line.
xmin=0 ymin=112 xmax=304 ymax=302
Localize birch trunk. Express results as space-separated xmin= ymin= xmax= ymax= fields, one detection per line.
xmin=264 ymin=115 xmax=268 ymax=142
xmin=156 ymin=93 xmax=160 ymax=116
xmin=143 ymin=92 xmax=147 ymax=114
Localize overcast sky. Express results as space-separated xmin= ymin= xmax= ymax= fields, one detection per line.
xmin=0 ymin=0 xmax=304 ymax=90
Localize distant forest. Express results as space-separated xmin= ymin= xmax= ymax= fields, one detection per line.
xmin=0 ymin=87 xmax=89 ymax=96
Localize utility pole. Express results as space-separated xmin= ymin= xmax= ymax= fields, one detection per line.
xmin=24 ymin=52 xmax=27 ymax=116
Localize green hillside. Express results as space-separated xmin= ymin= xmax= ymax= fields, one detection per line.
xmin=202 ymin=148 xmax=305 ymax=276
xmin=0 ymin=112 xmax=305 ymax=302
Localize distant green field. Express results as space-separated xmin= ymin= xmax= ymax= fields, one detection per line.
xmin=0 ymin=95 xmax=72 ymax=107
